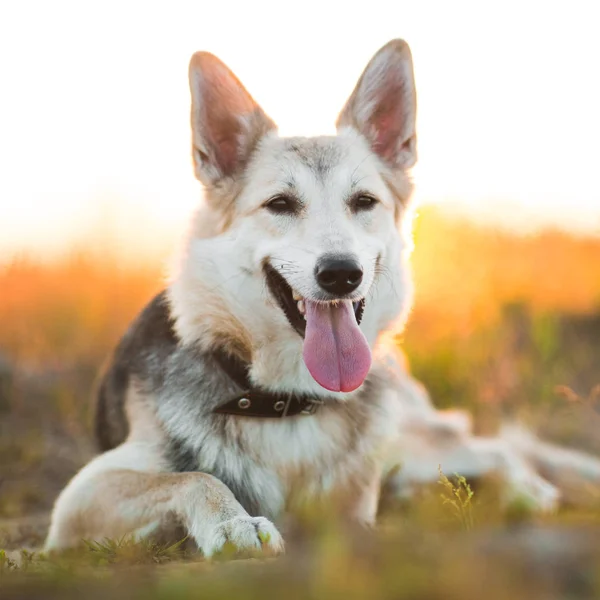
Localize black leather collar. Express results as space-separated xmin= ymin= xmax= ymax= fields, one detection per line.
xmin=212 ymin=349 xmax=328 ymax=418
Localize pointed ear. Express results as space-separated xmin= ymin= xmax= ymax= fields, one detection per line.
xmin=188 ymin=52 xmax=276 ymax=187
xmin=337 ymin=39 xmax=417 ymax=170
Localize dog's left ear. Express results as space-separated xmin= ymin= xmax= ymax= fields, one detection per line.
xmin=189 ymin=52 xmax=276 ymax=187
xmin=337 ymin=39 xmax=417 ymax=170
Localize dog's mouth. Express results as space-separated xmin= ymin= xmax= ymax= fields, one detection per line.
xmin=264 ymin=263 xmax=371 ymax=393
xmin=264 ymin=264 xmax=365 ymax=337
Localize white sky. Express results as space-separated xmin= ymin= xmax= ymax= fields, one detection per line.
xmin=1 ymin=0 xmax=599 ymax=260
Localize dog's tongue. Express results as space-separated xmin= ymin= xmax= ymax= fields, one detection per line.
xmin=302 ymin=300 xmax=371 ymax=392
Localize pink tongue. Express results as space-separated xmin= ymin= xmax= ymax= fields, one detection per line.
xmin=302 ymin=300 xmax=372 ymax=392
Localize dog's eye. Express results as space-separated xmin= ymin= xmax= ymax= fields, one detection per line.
xmin=264 ymin=195 xmax=297 ymax=215
xmin=351 ymin=194 xmax=378 ymax=212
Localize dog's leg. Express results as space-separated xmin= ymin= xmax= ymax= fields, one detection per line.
xmin=382 ymin=363 xmax=559 ymax=510
xmin=500 ymin=424 xmax=600 ymax=501
xmin=44 ymin=441 xmax=284 ymax=557
xmin=342 ymin=465 xmax=384 ymax=527
xmin=386 ymin=429 xmax=560 ymax=511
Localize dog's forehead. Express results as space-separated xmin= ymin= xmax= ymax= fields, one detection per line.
xmin=257 ymin=132 xmax=379 ymax=187
xmin=284 ymin=137 xmax=347 ymax=176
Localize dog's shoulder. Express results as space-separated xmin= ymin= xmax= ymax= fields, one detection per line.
xmin=95 ymin=290 xmax=178 ymax=451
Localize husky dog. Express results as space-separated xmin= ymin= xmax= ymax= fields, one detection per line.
xmin=45 ymin=40 xmax=600 ymax=556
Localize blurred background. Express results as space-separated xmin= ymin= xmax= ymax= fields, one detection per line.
xmin=1 ymin=0 xmax=599 ymax=595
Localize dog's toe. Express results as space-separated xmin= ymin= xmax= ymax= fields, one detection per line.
xmin=202 ymin=516 xmax=284 ymax=558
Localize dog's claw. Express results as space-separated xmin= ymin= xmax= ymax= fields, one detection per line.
xmin=202 ymin=516 xmax=284 ymax=558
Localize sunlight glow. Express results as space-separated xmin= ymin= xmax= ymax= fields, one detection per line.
xmin=1 ymin=0 xmax=599 ymax=261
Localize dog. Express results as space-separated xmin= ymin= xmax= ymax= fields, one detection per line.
xmin=45 ymin=39 xmax=600 ymax=557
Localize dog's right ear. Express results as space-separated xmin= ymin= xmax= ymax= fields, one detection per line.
xmin=337 ymin=39 xmax=417 ymax=171
xmin=189 ymin=52 xmax=276 ymax=187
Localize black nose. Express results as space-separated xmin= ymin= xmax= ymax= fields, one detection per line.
xmin=315 ymin=256 xmax=363 ymax=296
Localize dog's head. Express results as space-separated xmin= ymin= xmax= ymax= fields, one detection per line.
xmin=169 ymin=40 xmax=417 ymax=395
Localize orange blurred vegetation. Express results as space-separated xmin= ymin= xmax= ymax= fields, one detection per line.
xmin=410 ymin=208 xmax=600 ymax=343
xmin=0 ymin=256 xmax=163 ymax=368
xmin=1 ymin=206 xmax=599 ymax=367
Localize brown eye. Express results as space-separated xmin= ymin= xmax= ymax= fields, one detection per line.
xmin=352 ymin=194 xmax=378 ymax=212
xmin=264 ymin=195 xmax=298 ymax=215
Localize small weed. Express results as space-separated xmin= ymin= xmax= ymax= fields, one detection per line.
xmin=257 ymin=530 xmax=271 ymax=545
xmin=19 ymin=548 xmax=35 ymax=572
xmin=556 ymin=384 xmax=600 ymax=412
xmin=0 ymin=549 xmax=19 ymax=573
xmin=438 ymin=466 xmax=475 ymax=530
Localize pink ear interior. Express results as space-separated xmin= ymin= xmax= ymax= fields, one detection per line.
xmin=365 ymin=62 xmax=414 ymax=166
xmin=195 ymin=56 xmax=256 ymax=176
xmin=369 ymin=72 xmax=410 ymax=164
xmin=190 ymin=52 xmax=274 ymax=180
xmin=337 ymin=40 xmax=416 ymax=170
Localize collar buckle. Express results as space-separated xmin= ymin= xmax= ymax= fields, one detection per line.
xmin=300 ymin=401 xmax=319 ymax=415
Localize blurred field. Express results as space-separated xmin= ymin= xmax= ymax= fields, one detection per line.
xmin=1 ymin=205 xmax=599 ymax=597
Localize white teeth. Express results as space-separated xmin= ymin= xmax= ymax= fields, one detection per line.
xmin=292 ymin=290 xmax=302 ymax=301
xmin=297 ymin=300 xmax=305 ymax=315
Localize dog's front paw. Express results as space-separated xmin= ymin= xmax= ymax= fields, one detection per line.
xmin=202 ymin=516 xmax=284 ymax=558
xmin=506 ymin=473 xmax=561 ymax=513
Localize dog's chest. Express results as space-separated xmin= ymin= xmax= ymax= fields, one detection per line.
xmin=167 ymin=406 xmax=389 ymax=518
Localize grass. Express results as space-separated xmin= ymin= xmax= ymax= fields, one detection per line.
xmin=1 ymin=206 xmax=600 ymax=597
xmin=1 ymin=497 xmax=599 ymax=599
xmin=438 ymin=467 xmax=475 ymax=531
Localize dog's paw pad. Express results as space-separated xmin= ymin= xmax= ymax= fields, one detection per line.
xmin=203 ymin=516 xmax=284 ymax=558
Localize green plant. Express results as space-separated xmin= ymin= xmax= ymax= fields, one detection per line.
xmin=438 ymin=466 xmax=475 ymax=530
xmin=0 ymin=549 xmax=18 ymax=574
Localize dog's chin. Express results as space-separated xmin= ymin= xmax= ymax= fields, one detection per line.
xmin=263 ymin=263 xmax=365 ymax=338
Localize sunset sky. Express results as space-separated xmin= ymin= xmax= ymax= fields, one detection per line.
xmin=1 ymin=1 xmax=599 ymax=261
